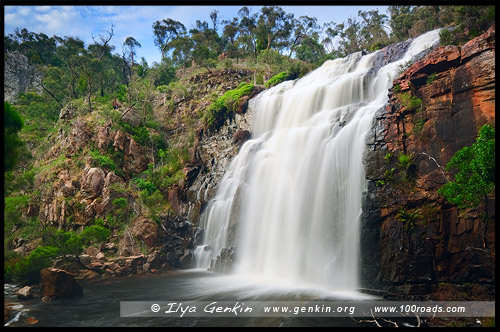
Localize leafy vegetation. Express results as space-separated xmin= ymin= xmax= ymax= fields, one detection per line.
xmin=438 ymin=124 xmax=495 ymax=211
xmin=203 ymin=82 xmax=254 ymax=131
xmin=264 ymin=71 xmax=289 ymax=88
xmin=89 ymin=149 xmax=120 ymax=175
xmin=426 ymin=73 xmax=438 ymax=84
xmin=383 ymin=152 xmax=393 ymax=162
xmin=398 ymin=152 xmax=416 ymax=170
xmin=396 ymin=207 xmax=422 ymax=232
xmin=4 ymin=102 xmax=24 ymax=172
xmin=5 ymin=225 xmax=110 ymax=285
xmin=399 ymin=92 xmax=423 ymax=112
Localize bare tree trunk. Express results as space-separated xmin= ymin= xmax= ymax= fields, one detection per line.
xmin=40 ymin=83 xmax=63 ymax=108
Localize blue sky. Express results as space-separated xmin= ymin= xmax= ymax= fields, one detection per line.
xmin=4 ymin=5 xmax=389 ymax=65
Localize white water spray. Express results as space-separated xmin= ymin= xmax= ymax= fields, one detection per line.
xmin=195 ymin=30 xmax=440 ymax=291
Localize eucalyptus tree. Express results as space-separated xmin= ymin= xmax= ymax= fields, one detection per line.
xmin=288 ymin=16 xmax=321 ymax=58
xmin=152 ymin=18 xmax=186 ymax=60
xmin=123 ymin=36 xmax=142 ymax=69
xmin=237 ymin=6 xmax=258 ymax=58
xmin=256 ymin=6 xmax=294 ymax=53
xmin=223 ymin=17 xmax=241 ymax=63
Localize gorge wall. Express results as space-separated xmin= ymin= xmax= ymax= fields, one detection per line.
xmin=361 ymin=26 xmax=495 ymax=299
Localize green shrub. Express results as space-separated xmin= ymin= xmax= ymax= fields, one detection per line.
xmin=426 ymin=73 xmax=438 ymax=85
xmin=439 ymin=27 xmax=457 ymax=46
xmin=265 ymin=71 xmax=289 ymax=88
xmin=89 ymin=149 xmax=117 ymax=173
xmin=78 ymin=225 xmax=110 ymax=246
xmin=287 ymin=62 xmax=303 ymax=80
xmin=4 ymin=102 xmax=25 ymax=172
xmin=398 ymin=152 xmax=415 ymax=170
xmin=399 ymin=92 xmax=423 ymax=112
xmin=139 ymin=189 xmax=164 ymax=223
xmin=135 ymin=178 xmax=157 ymax=195
xmin=383 ymin=152 xmax=393 ymax=162
xmin=115 ymin=84 xmax=128 ymax=102
xmin=438 ymin=124 xmax=495 ymax=210
xmin=16 ymin=91 xmax=60 ymax=121
xmin=156 ymin=85 xmax=169 ymax=93
xmin=370 ymin=41 xmax=389 ymax=52
xmin=10 ymin=246 xmax=59 ymax=285
xmin=384 ymin=168 xmax=396 ymax=181
xmin=4 ymin=195 xmax=30 ymax=225
xmin=413 ymin=117 xmax=425 ymax=138
xmin=396 ymin=207 xmax=422 ymax=232
xmin=112 ymin=197 xmax=127 ymax=209
xmin=119 ymin=122 xmax=151 ymax=146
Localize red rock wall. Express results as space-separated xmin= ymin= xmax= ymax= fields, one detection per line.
xmin=361 ymin=26 xmax=495 ymax=299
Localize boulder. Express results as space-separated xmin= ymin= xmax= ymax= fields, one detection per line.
xmin=81 ymin=167 xmax=106 ymax=199
xmin=129 ymin=216 xmax=158 ymax=249
xmin=40 ymin=268 xmax=83 ymax=300
xmin=113 ymin=130 xmax=127 ymax=153
xmin=96 ymin=122 xmax=113 ymax=149
xmin=180 ymin=251 xmax=195 ymax=269
xmin=107 ymin=256 xmax=145 ymax=276
xmin=127 ymin=138 xmax=149 ymax=173
xmin=17 ymin=286 xmax=34 ymax=300
xmin=59 ymin=103 xmax=76 ymax=121
xmin=86 ymin=246 xmax=100 ymax=258
xmin=146 ymin=251 xmax=165 ymax=270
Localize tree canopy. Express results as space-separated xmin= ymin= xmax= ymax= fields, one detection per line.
xmin=4 ymin=102 xmax=24 ymax=172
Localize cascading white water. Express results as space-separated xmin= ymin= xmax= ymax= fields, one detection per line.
xmin=195 ymin=29 xmax=441 ymax=291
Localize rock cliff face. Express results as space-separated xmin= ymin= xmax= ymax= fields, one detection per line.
xmin=361 ymin=26 xmax=495 ymax=298
xmin=4 ymin=51 xmax=42 ymax=103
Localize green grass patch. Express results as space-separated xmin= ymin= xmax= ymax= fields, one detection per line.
xmin=203 ymin=82 xmax=254 ymax=131
xmin=264 ymin=71 xmax=289 ymax=88
xmin=399 ymin=92 xmax=423 ymax=112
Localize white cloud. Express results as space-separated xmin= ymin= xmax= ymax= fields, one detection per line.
xmin=31 ymin=7 xmax=81 ymax=37
xmin=35 ymin=6 xmax=52 ymax=13
xmin=18 ymin=6 xmax=31 ymax=16
xmin=4 ymin=12 xmax=26 ymax=29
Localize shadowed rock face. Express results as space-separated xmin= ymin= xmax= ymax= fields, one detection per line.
xmin=361 ymin=26 xmax=495 ymax=299
xmin=4 ymin=51 xmax=43 ymax=103
xmin=40 ymin=268 xmax=83 ymax=300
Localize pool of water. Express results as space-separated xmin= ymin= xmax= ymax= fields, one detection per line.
xmin=5 ymin=269 xmax=380 ymax=327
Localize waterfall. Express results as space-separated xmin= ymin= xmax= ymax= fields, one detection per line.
xmin=195 ymin=29 xmax=441 ymax=291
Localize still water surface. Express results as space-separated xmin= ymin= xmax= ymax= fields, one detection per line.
xmin=5 ymin=269 xmax=378 ymax=327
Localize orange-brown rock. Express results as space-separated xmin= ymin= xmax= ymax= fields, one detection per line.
xmin=40 ymin=268 xmax=83 ymax=300
xmin=129 ymin=216 xmax=158 ymax=249
xmin=361 ymin=26 xmax=495 ymax=299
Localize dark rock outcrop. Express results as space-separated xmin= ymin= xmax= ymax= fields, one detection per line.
xmin=361 ymin=26 xmax=495 ymax=299
xmin=209 ymin=247 xmax=236 ymax=273
xmin=4 ymin=51 xmax=42 ymax=103
xmin=40 ymin=268 xmax=83 ymax=300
